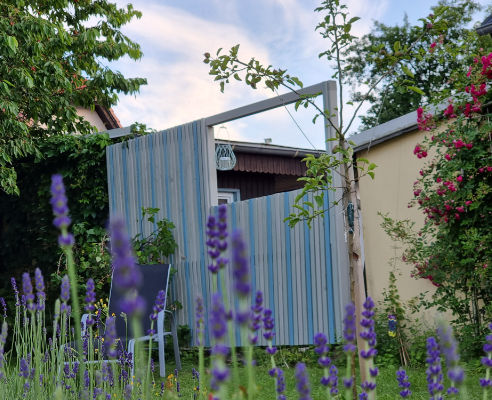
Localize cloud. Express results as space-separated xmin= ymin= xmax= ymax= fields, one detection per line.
xmin=112 ymin=1 xmax=274 ymax=133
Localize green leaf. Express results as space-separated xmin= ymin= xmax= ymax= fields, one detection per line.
xmin=407 ymin=86 xmax=425 ymax=95
xmin=401 ymin=64 xmax=414 ymax=78
xmin=367 ymin=171 xmax=375 ymax=179
xmin=7 ymin=36 xmax=18 ymax=53
xmin=393 ymin=41 xmax=401 ymax=52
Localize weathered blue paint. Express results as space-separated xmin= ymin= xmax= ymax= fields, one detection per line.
xmin=248 ymin=199 xmax=256 ymax=297
xmin=121 ymin=145 xmax=131 ymax=228
xmin=283 ymin=192 xmax=294 ymax=344
xmin=303 ymin=194 xmax=314 ymax=343
xmin=266 ymin=196 xmax=275 ymax=344
xmin=148 ymin=135 xmax=157 ymax=232
xmin=324 ymin=190 xmax=336 ymax=342
xmin=107 ymin=146 xmax=116 ymax=215
xmin=135 ymin=138 xmax=143 ymax=235
xmin=177 ymin=126 xmax=193 ymax=331
xmin=193 ymin=121 xmax=210 ymax=345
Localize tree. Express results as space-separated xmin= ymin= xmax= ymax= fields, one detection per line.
xmin=344 ymin=0 xmax=491 ymax=130
xmin=0 ymin=0 xmax=147 ymax=194
xmin=204 ymin=1 xmax=460 ymax=396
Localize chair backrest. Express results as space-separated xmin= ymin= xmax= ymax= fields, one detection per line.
xmin=107 ymin=264 xmax=171 ymax=341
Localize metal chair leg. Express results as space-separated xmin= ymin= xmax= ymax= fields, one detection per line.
xmin=170 ymin=313 xmax=181 ymax=370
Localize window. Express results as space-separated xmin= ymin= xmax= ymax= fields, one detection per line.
xmin=218 ymin=189 xmax=240 ymax=204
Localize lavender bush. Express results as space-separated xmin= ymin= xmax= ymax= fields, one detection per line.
xmin=0 ymin=174 xmax=490 ymax=400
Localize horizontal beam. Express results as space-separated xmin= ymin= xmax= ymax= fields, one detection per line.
xmin=205 ymin=81 xmax=336 ymax=127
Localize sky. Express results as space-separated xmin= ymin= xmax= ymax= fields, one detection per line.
xmin=109 ymin=0 xmax=489 ymax=150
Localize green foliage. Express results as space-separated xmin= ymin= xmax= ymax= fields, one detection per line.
xmin=205 ymin=1 xmax=457 ymax=228
xmin=0 ymin=0 xmax=147 ymax=193
xmin=133 ymin=208 xmax=178 ymax=264
xmin=344 ymin=0 xmax=491 ymax=130
xmin=0 ymin=133 xmax=111 ymax=304
xmin=380 ymin=51 xmax=492 ymax=355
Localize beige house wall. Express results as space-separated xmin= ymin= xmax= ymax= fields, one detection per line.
xmin=356 ymin=128 xmax=438 ymax=315
xmin=75 ymin=107 xmax=107 ymax=132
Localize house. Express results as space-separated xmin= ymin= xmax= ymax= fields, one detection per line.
xmin=76 ymin=105 xmax=122 ymax=132
xmin=351 ymin=111 xmax=441 ymax=320
xmin=215 ymin=139 xmax=324 ymax=203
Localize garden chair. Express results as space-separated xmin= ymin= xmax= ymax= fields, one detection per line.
xmin=80 ymin=263 xmax=181 ymax=378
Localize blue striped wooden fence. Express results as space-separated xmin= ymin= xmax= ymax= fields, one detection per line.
xmin=106 ymin=120 xmax=349 ymax=345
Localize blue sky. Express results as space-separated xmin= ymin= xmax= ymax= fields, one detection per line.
xmin=110 ymin=0 xmax=489 ymax=149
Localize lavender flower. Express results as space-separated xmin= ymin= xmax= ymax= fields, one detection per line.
xmin=210 ymin=293 xmax=227 ymax=343
xmin=195 ymin=296 xmax=204 ymax=346
xmin=269 ymin=367 xmax=286 ymax=400
xmin=19 ymin=357 xmax=30 ymax=378
xmin=105 ymin=316 xmax=118 ymax=358
xmin=480 ymin=323 xmax=492 ymax=390
xmin=84 ymin=278 xmax=96 ymax=326
xmin=436 ymin=322 xmax=464 ymax=394
xmin=109 ymin=218 xmax=145 ymax=316
xmin=328 ymin=365 xmax=339 ymax=395
xmin=295 ymin=362 xmax=312 ymax=400
xmin=249 ymin=291 xmax=263 ymax=345
xmin=34 ymin=268 xmax=45 ymax=311
xmin=150 ymin=290 xmax=166 ymax=321
xmin=22 ymin=273 xmax=35 ymax=312
xmin=11 ymin=278 xmax=20 ymax=306
xmin=209 ymin=293 xmax=229 ymax=393
xmin=426 ymin=337 xmax=444 ymax=399
xmin=396 ymin=368 xmax=412 ymax=398
xmin=343 ymin=303 xmax=357 ymax=353
xmin=231 ymin=230 xmax=251 ymax=298
xmin=60 ymin=275 xmax=70 ymax=315
xmin=263 ymin=308 xmax=276 ymax=355
xmin=0 ymin=298 xmax=6 ymax=319
xmin=192 ymin=368 xmax=200 ymax=399
xmin=50 ymin=174 xmax=74 ymax=247
xmin=359 ymin=297 xmax=378 ymax=399
xmin=206 ymin=205 xmax=229 ymax=274
xmin=0 ymin=321 xmax=7 ymax=379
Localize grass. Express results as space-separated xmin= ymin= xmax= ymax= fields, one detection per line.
xmin=158 ymin=357 xmax=485 ymax=399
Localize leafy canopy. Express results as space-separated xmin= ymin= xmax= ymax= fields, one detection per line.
xmin=344 ymin=0 xmax=491 ymax=130
xmin=0 ymin=0 xmax=147 ymax=194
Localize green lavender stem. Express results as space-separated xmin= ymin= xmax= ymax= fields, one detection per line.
xmin=219 ymin=268 xmax=238 ymax=394
xmin=484 ymin=353 xmax=491 ymax=400
xmin=345 ymin=353 xmax=353 ymax=400
xmin=62 ymin=239 xmax=84 ymax=384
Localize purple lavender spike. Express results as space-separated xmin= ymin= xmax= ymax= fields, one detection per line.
xmin=231 ymin=230 xmax=250 ymax=299
xmin=11 ymin=278 xmax=20 ymax=306
xmin=436 ymin=322 xmax=464 ymax=394
xmin=263 ymin=308 xmax=276 ymax=355
xmin=34 ymin=268 xmax=45 ymax=311
xmin=426 ymin=337 xmax=444 ymax=399
xmin=396 ymin=368 xmax=412 ymax=398
xmin=249 ymin=291 xmax=263 ymax=345
xmin=295 ymin=362 xmax=312 ymax=400
xmin=195 ymin=296 xmax=204 ymax=346
xmin=22 ymin=273 xmax=36 ymax=312
xmin=50 ymin=174 xmax=74 ymax=247
xmin=0 ymin=298 xmax=6 ymax=319
xmin=85 ymin=278 xmax=96 ymax=326
xmin=105 ymin=316 xmax=118 ymax=358
xmin=109 ymin=218 xmax=145 ymax=317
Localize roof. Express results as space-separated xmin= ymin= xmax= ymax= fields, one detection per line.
xmin=95 ymin=105 xmax=122 ymax=130
xmin=351 ymin=110 xmax=418 ymax=152
xmin=476 ymin=14 xmax=492 ymax=36
xmin=216 ymin=140 xmax=324 ymax=175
